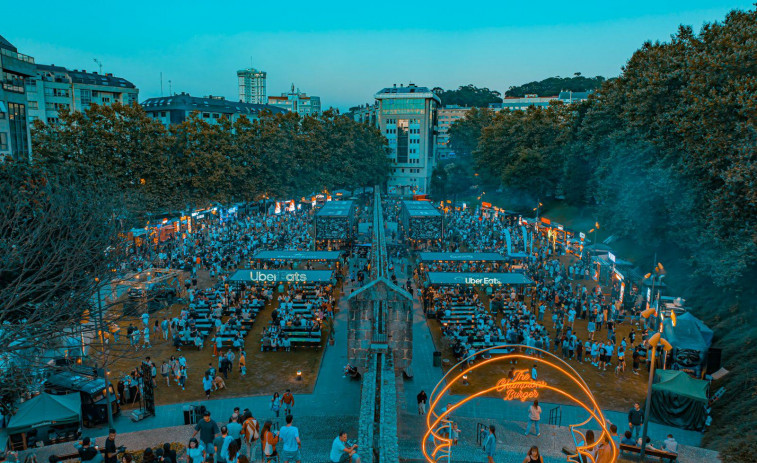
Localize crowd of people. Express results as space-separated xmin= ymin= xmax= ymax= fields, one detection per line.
xmin=421 ymin=206 xmax=650 ymax=380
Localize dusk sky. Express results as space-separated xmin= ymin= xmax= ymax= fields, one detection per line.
xmin=3 ymin=1 xmax=752 ymax=111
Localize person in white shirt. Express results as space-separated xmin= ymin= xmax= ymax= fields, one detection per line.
xmin=525 ymin=400 xmax=542 ymax=436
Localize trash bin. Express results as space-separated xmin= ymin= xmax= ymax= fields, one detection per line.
xmin=433 ymin=351 xmax=441 ymax=367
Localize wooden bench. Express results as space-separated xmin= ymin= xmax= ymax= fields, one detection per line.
xmin=619 ymin=444 xmax=678 ymax=462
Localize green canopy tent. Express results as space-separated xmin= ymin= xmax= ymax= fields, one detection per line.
xmin=5 ymin=392 xmax=81 ymax=448
xmin=648 ymin=370 xmax=709 ymax=430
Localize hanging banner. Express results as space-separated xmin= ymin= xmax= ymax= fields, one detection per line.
xmin=521 ymin=225 xmax=529 ymax=254
xmin=503 ymin=229 xmax=512 ymax=255
xmin=529 ymin=230 xmax=534 ymax=257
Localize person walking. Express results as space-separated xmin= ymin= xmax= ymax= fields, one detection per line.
xmin=227 ymin=416 xmax=243 ymax=450
xmin=161 ymin=361 xmax=171 ymax=387
xmin=417 ymin=390 xmax=428 ymax=415
xmin=261 ymin=421 xmax=279 ymax=463
xmin=282 ymin=390 xmax=295 ymax=416
xmin=192 ymin=411 xmax=219 ymax=460
xmin=525 ymin=400 xmax=542 ymax=437
xmin=628 ymin=402 xmax=644 ymax=441
xmin=203 ymin=373 xmax=213 ymax=399
xmin=186 ymin=438 xmax=205 ymax=463
xmin=242 ymin=412 xmax=259 ymax=459
xmin=278 ymin=415 xmax=301 ymax=463
xmin=271 ymin=392 xmax=282 ymax=418
xmin=216 ymin=426 xmax=234 ymax=463
xmin=482 ymin=425 xmax=496 ymax=463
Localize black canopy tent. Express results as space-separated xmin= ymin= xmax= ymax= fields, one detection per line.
xmin=314 ymin=201 xmax=357 ymax=246
xmin=648 ymin=370 xmax=709 ymax=430
xmin=400 ymin=201 xmax=444 ymax=241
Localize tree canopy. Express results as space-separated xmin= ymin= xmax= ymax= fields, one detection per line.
xmin=433 ymin=85 xmax=502 ymax=108
xmin=32 ymin=105 xmax=391 ymax=220
xmin=505 ymin=75 xmax=605 ymax=97
xmin=459 ymin=8 xmax=757 ymax=455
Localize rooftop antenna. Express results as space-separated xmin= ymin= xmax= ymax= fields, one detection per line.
xmin=93 ymin=58 xmax=102 ymax=74
xmin=160 ymin=72 xmax=163 ymax=97
xmin=168 ymin=80 xmax=172 ymax=95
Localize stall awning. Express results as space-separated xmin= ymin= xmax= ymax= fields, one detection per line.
xmin=653 ymin=370 xmax=709 ymax=401
xmin=6 ymin=392 xmax=81 ymax=434
xmin=419 ymin=252 xmax=505 ymax=263
xmin=426 ymin=272 xmax=534 ymax=286
xmin=252 ymin=251 xmax=342 ymax=261
xmin=229 ymin=269 xmax=334 ymax=284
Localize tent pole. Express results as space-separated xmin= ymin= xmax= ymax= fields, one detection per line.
xmin=640 ymin=344 xmax=657 ymax=459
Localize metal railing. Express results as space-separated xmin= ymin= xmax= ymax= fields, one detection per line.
xmin=549 ymin=405 xmax=562 ymax=427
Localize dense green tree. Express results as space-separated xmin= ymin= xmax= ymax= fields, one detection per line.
xmin=32 ymin=104 xmax=391 ymax=217
xmin=505 ymin=75 xmax=605 ymax=97
xmin=434 ymin=85 xmax=502 ymax=108
xmin=468 ymin=7 xmax=757 ymax=454
xmin=448 ymin=107 xmax=495 ymax=158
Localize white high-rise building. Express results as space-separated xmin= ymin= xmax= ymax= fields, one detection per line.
xmin=374 ymin=83 xmax=440 ymax=196
xmin=237 ymin=67 xmax=267 ymax=104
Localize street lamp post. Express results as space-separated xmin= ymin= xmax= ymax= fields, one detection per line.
xmin=638 ymin=311 xmax=673 ymax=459
xmin=95 ymin=278 xmax=115 ymax=429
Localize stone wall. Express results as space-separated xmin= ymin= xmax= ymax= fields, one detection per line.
xmin=386 ymin=300 xmax=413 ymax=371
xmin=357 ymin=354 xmax=377 ymax=460
xmin=378 ymin=353 xmax=399 ymax=463
xmin=347 ymin=298 xmax=374 ymax=371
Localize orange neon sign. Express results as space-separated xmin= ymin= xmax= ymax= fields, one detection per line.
xmin=495 ymin=369 xmax=546 ymax=401
xmin=422 ymin=345 xmax=617 ymax=463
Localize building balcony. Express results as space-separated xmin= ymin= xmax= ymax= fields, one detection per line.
xmin=1 ymin=50 xmax=36 ymax=77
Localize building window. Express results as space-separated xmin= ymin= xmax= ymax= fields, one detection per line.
xmin=0 ymin=132 xmax=7 ymax=151
xmin=47 ymin=117 xmax=59 ymax=125
xmin=7 ymin=103 xmax=28 ymax=158
xmin=2 ymin=72 xmax=25 ymax=93
xmin=396 ymin=119 xmax=409 ymax=164
xmin=28 ymin=101 xmax=38 ymax=110
xmin=161 ymin=111 xmax=167 ymax=117
xmin=45 ymin=102 xmax=55 ymax=111
xmin=203 ymin=113 xmax=210 ymax=118
xmin=80 ymin=89 xmax=91 ymax=106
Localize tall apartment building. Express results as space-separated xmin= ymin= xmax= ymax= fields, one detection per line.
xmin=267 ymin=84 xmax=321 ymax=116
xmin=237 ymin=67 xmax=267 ymax=104
xmin=142 ymin=92 xmax=286 ymax=127
xmin=0 ymin=35 xmax=35 ymax=160
xmin=436 ymin=105 xmax=472 ymax=160
xmin=375 ymin=83 xmax=440 ymax=196
xmin=26 ymin=65 xmax=138 ymax=125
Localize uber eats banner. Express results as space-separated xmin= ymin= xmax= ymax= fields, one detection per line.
xmin=229 ymin=269 xmax=334 ymax=283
